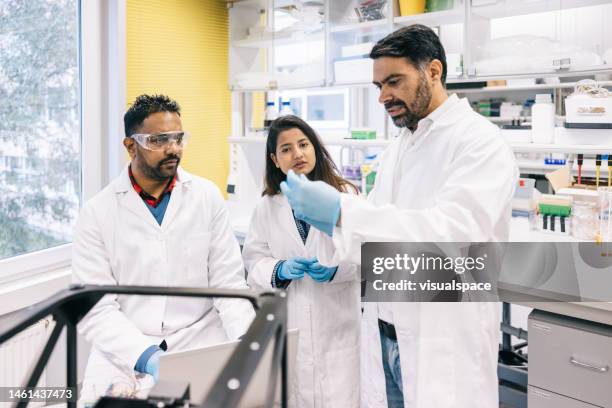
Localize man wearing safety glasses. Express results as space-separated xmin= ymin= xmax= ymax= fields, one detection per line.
xmin=72 ymin=94 xmax=255 ymax=399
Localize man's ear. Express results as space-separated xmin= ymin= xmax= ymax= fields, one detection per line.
xmin=428 ymin=59 xmax=443 ymax=83
xmin=123 ymin=137 xmax=136 ymax=160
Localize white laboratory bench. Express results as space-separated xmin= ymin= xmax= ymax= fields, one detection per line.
xmin=228 ymin=203 xmax=612 ymax=324
xmin=508 ymin=217 xmax=612 ymax=326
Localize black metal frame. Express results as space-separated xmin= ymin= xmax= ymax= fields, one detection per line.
xmin=0 ymin=284 xmax=288 ymax=408
xmin=498 ymin=302 xmax=528 ymax=408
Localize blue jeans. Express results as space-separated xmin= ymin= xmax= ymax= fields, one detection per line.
xmin=379 ymin=326 xmax=404 ymax=408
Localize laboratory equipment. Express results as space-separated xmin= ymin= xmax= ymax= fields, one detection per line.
xmin=340 ymin=146 xmax=365 ymax=184
xmin=0 ymin=285 xmax=290 ymax=408
xmin=158 ymin=329 xmax=299 ymax=407
xmin=554 ymin=126 xmax=612 ymax=145
xmin=596 ymin=154 xmax=602 ymax=187
xmin=608 ymin=156 xmax=611 ymax=187
xmin=264 ymin=101 xmax=278 ymax=128
xmin=426 ymin=0 xmax=454 ymax=12
xmin=279 ymin=100 xmax=294 ymax=116
xmin=355 ymin=0 xmax=387 ymax=21
xmin=500 ymin=101 xmax=523 ymax=119
xmin=398 ymin=0 xmax=425 ymax=16
xmin=531 ymin=94 xmax=555 ymax=144
xmin=529 ymin=309 xmax=612 ymax=408
xmin=598 ymin=187 xmax=612 ymax=241
xmin=565 ymin=80 xmax=612 ymax=129
xmin=537 ymin=195 xmax=572 ymax=235
xmin=500 ymin=127 xmax=531 ymax=144
xmin=571 ymin=201 xmax=599 ymax=240
xmin=512 ymin=177 xmax=536 ymax=217
xmin=350 ymin=128 xmax=376 ymax=140
xmin=361 ymin=154 xmax=378 ymax=195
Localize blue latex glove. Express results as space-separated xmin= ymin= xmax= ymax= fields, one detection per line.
xmin=307 ymin=261 xmax=338 ymax=283
xmin=144 ymin=349 xmax=164 ymax=381
xmin=280 ymin=170 xmax=341 ymax=236
xmin=278 ymin=257 xmax=316 ymax=281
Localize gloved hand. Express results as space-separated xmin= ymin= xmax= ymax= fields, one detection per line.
xmin=144 ymin=349 xmax=164 ymax=381
xmin=307 ymin=261 xmax=338 ymax=283
xmin=280 ymin=170 xmax=341 ymax=236
xmin=278 ymin=257 xmax=317 ymax=281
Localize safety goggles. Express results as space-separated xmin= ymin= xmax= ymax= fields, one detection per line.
xmin=130 ymin=131 xmax=190 ymax=151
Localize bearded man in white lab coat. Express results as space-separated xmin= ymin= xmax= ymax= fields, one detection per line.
xmin=72 ymin=94 xmax=255 ymax=399
xmin=280 ymin=25 xmax=519 ymax=407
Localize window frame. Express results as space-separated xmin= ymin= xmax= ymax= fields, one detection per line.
xmin=0 ymin=0 xmax=126 ymax=287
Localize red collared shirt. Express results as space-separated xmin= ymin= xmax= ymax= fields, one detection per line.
xmin=128 ymin=165 xmax=177 ymax=208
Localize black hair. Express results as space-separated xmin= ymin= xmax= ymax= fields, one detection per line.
xmin=124 ymin=94 xmax=181 ymax=137
xmin=370 ymin=24 xmax=447 ymax=85
xmin=263 ymin=115 xmax=357 ymax=196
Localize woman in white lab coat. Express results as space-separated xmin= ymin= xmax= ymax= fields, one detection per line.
xmin=242 ymin=115 xmax=361 ymax=408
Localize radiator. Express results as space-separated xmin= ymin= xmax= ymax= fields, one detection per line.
xmin=0 ymin=318 xmax=52 ymax=389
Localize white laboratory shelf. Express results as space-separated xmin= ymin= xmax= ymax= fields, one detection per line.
xmin=330 ymin=19 xmax=388 ymax=33
xmin=471 ymin=0 xmax=612 ymax=20
xmin=230 ymin=0 xmax=267 ymax=9
xmin=330 ymin=80 xmax=373 ymax=88
xmin=488 ymin=116 xmax=531 ymax=123
xmin=229 ymin=138 xmax=612 ymax=153
xmin=510 ymin=143 xmax=612 ymax=154
xmin=393 ymin=9 xmax=464 ymax=27
xmin=447 ymin=67 xmax=612 ymax=83
xmin=453 ymin=81 xmax=612 ymax=94
xmin=229 ymin=135 xmax=391 ymax=148
xmin=516 ymin=160 xmax=563 ymax=175
xmin=229 ymin=79 xmax=326 ymax=92
xmin=232 ymin=31 xmax=324 ymax=48
xmin=516 ymin=159 xmax=612 ymax=178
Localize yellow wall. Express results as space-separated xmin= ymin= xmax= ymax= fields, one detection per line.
xmin=126 ymin=0 xmax=230 ymax=192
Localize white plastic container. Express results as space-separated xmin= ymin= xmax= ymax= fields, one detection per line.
xmin=531 ymin=94 xmax=555 ymax=144
xmin=279 ymin=100 xmax=294 ymax=116
xmin=264 ymin=101 xmax=278 ymax=127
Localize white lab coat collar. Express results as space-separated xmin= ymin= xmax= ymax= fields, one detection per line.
xmin=426 ymin=92 xmax=460 ymax=124
xmin=112 ymin=164 xmax=193 ymax=193
xmin=398 ymin=94 xmax=470 ymax=140
xmin=111 ymin=164 xmax=193 ymax=230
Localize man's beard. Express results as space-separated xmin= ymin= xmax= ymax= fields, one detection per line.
xmin=140 ymin=155 xmax=181 ymax=181
xmin=385 ymin=75 xmax=432 ymax=131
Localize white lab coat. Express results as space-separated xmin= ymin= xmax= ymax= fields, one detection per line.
xmin=326 ymin=95 xmax=519 ymax=407
xmin=242 ymin=193 xmax=361 ymax=408
xmin=72 ymin=166 xmax=255 ymax=399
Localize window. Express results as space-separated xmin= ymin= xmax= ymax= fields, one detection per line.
xmin=278 ymin=88 xmax=350 ymax=131
xmin=0 ymin=0 xmax=80 ymax=261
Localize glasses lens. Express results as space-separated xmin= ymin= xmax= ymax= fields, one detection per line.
xmin=147 ymin=133 xmax=169 ymax=149
xmin=140 ymin=132 xmax=186 ymax=150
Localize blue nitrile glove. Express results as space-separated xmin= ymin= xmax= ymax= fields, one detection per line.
xmin=136 ymin=346 xmax=164 ymax=381
xmin=307 ymin=261 xmax=338 ymax=283
xmin=144 ymin=349 xmax=164 ymax=381
xmin=278 ymin=257 xmax=317 ymax=281
xmin=280 ymin=170 xmax=341 ymax=237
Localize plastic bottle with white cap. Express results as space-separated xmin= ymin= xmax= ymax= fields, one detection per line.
xmin=531 ymin=94 xmax=555 ymax=144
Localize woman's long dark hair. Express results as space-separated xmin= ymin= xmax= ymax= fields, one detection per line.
xmin=263 ymin=115 xmax=357 ymax=196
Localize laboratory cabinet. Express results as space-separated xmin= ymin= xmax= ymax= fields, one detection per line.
xmin=229 ymin=0 xmax=326 ymax=90
xmin=467 ymin=0 xmax=612 ymax=78
xmin=227 ymin=0 xmax=612 ymax=91
xmin=528 ymin=386 xmax=600 ymax=408
xmin=528 ymin=309 xmax=612 ymax=408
